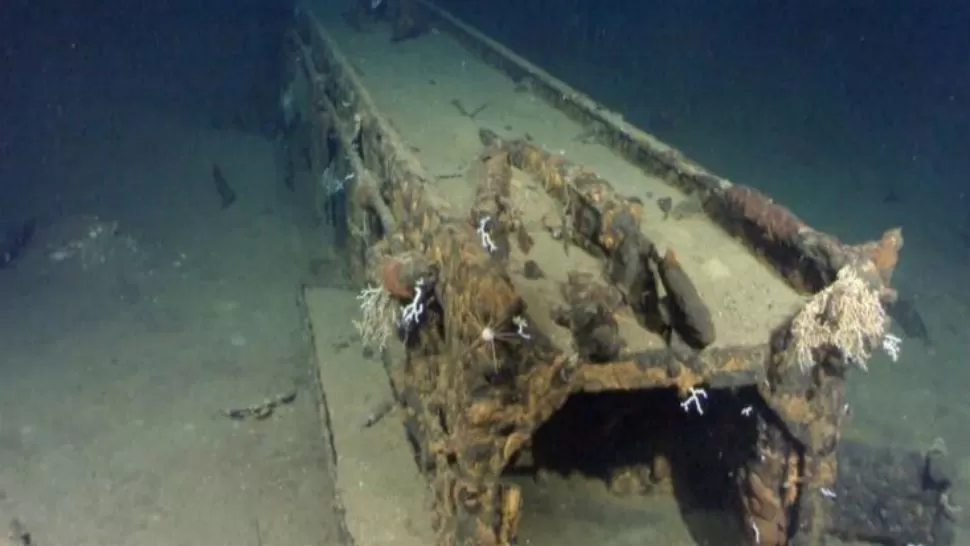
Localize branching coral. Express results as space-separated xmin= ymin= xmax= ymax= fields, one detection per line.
xmin=790 ymin=266 xmax=890 ymax=372
xmin=353 ymin=285 xmax=397 ymax=352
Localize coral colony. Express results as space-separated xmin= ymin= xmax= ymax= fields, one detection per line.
xmin=476 ymin=215 xmax=498 ymax=253
xmin=882 ymin=333 xmax=902 ymax=362
xmin=354 ymin=277 xmax=429 ymax=350
xmin=680 ymin=386 xmax=708 ymax=416
xmin=511 ymin=315 xmax=530 ymax=340
xmin=399 ymin=278 xmax=427 ymax=331
xmin=322 ymin=160 xmax=356 ymax=197
xmin=791 ymin=266 xmax=898 ymax=372
xmin=481 ymin=316 xmax=531 ymax=345
xmin=353 ymin=284 xmax=393 ymax=351
xmin=674 ymin=267 xmax=904 ymax=420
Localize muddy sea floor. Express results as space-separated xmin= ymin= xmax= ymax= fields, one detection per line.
xmin=0 ymin=21 xmax=347 ymax=545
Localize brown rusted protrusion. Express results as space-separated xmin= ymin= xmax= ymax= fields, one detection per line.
xmin=380 ymin=258 xmax=413 ymax=299
xmin=379 ymin=252 xmax=432 ymax=299
xmin=715 ymin=184 xmax=903 ymax=296
xmin=658 ymin=249 xmax=716 ymax=349
xmin=469 ymin=141 xmax=514 ymax=259
xmin=740 ymin=420 xmax=798 ymax=546
xmin=500 ymin=137 xmax=645 ymax=256
xmin=498 ymin=485 xmax=522 ymax=545
xmin=854 ymin=227 xmax=903 ymax=286
xmin=721 ymin=185 xmax=804 ymax=246
xmin=554 ymin=272 xmax=626 ymax=362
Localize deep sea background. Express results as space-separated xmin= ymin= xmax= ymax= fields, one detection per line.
xmin=1 ymin=0 xmax=968 ymax=544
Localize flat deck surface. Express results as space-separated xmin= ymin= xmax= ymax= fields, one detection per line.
xmin=306 ymin=287 xmax=435 ymax=546
xmin=310 ymin=3 xmax=804 ymax=349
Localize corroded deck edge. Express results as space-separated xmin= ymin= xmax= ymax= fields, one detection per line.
xmin=294 ymin=5 xmax=456 ymax=249
xmin=299 ymin=287 xmax=358 ymax=546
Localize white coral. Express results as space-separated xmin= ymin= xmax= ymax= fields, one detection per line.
xmin=790 ymin=266 xmax=888 ymax=372
xmin=352 ymin=285 xmax=396 ymax=351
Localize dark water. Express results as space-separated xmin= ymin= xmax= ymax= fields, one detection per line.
xmin=1 ymin=0 xmax=292 ymax=222
xmin=439 ymin=0 xmax=970 ymax=232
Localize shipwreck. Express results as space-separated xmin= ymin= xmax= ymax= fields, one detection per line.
xmin=288 ymin=1 xmax=958 ymax=545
